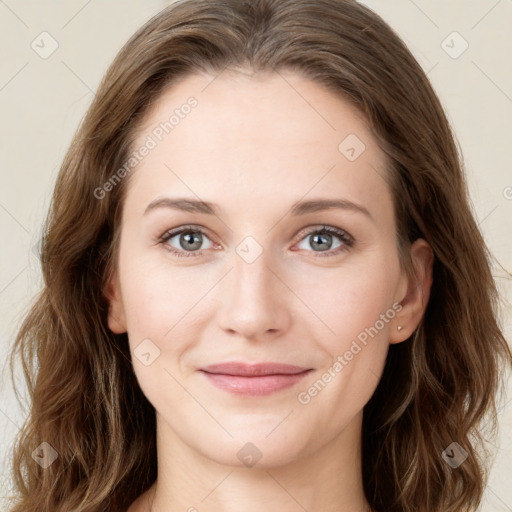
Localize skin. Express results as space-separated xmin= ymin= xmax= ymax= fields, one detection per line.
xmin=105 ymin=69 xmax=433 ymax=512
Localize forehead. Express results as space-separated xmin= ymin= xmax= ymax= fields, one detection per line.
xmin=125 ymin=69 xmax=393 ymax=222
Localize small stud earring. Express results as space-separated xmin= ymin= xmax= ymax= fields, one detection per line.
xmin=397 ymin=325 xmax=403 ymax=331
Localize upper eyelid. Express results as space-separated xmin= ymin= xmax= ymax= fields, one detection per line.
xmin=296 ymin=224 xmax=352 ymax=241
xmin=160 ymin=224 xmax=216 ymax=243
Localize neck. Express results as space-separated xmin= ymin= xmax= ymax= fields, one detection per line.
xmin=136 ymin=410 xmax=372 ymax=512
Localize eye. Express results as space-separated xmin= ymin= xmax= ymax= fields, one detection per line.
xmin=158 ymin=224 xmax=355 ymax=259
xmin=294 ymin=225 xmax=354 ymax=256
xmin=159 ymin=225 xmax=216 ymax=258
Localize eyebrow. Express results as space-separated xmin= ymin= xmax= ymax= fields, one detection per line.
xmin=144 ymin=197 xmax=373 ymax=220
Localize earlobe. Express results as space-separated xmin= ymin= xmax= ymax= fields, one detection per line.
xmin=104 ymin=271 xmax=127 ymax=334
xmin=391 ymin=238 xmax=434 ymax=344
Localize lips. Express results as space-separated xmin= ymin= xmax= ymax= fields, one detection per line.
xmin=200 ymin=362 xmax=310 ymax=376
xmin=199 ymin=362 xmax=312 ymax=396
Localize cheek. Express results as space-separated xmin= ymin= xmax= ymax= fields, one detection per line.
xmin=117 ymin=252 xmax=221 ymax=399
xmin=320 ymin=261 xmax=399 ymax=386
xmin=119 ymin=248 xmax=214 ymax=335
xmin=295 ymin=293 xmax=394 ymax=439
xmin=118 ymin=262 xmax=207 ymax=408
xmin=292 ymin=254 xmax=400 ymax=350
xmin=292 ymin=254 xmax=399 ymax=412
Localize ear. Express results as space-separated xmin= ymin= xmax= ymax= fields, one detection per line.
xmin=390 ymin=238 xmax=434 ymax=344
xmin=103 ymin=270 xmax=127 ymax=334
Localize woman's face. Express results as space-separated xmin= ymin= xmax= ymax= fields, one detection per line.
xmin=106 ymin=69 xmax=430 ymax=467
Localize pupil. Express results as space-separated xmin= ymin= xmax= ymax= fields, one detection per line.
xmin=312 ymin=233 xmax=331 ymax=251
xmin=182 ymin=232 xmax=201 ymax=250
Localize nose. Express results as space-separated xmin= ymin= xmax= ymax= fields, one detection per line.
xmin=216 ymin=244 xmax=292 ymax=341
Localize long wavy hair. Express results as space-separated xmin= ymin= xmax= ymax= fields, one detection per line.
xmin=8 ymin=0 xmax=512 ymax=510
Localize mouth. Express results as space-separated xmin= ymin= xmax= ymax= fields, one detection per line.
xmin=199 ymin=362 xmax=313 ymax=396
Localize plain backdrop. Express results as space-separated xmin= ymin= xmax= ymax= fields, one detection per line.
xmin=0 ymin=1 xmax=511 ymax=510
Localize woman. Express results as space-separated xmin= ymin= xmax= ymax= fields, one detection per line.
xmin=8 ymin=0 xmax=512 ymax=511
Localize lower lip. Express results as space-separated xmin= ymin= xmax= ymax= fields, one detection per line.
xmin=200 ymin=370 xmax=312 ymax=396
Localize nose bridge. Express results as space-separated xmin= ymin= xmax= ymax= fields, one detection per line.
xmin=232 ymin=237 xmax=278 ymax=302
xmin=217 ymin=236 xmax=290 ymax=338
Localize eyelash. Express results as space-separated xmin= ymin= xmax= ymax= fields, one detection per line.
xmin=158 ymin=224 xmax=355 ymax=259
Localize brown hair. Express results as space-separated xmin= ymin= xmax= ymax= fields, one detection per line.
xmin=8 ymin=0 xmax=512 ymax=510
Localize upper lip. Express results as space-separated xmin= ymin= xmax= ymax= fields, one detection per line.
xmin=200 ymin=362 xmax=311 ymax=376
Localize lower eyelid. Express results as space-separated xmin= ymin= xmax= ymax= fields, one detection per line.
xmin=159 ymin=226 xmax=354 ymax=257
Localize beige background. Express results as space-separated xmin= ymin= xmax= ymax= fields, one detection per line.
xmin=0 ymin=0 xmax=511 ymax=510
